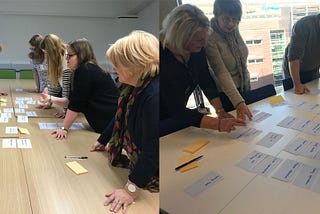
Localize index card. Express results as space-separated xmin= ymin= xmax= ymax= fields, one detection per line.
xmin=18 ymin=104 xmax=28 ymax=109
xmin=66 ymin=161 xmax=88 ymax=175
xmin=3 ymin=108 xmax=14 ymax=113
xmin=15 ymin=108 xmax=25 ymax=114
xmin=252 ymin=155 xmax=283 ymax=176
xmin=0 ymin=117 xmax=9 ymax=123
xmin=300 ymin=141 xmax=320 ymax=159
xmin=272 ymin=159 xmax=302 ymax=182
xmin=2 ymin=139 xmax=16 ymax=148
xmin=1 ymin=113 xmax=12 ymax=118
xmin=15 ymin=88 xmax=23 ymax=92
xmin=26 ymin=111 xmax=37 ymax=117
xmin=303 ymin=121 xmax=320 ymax=136
xmin=268 ymin=95 xmax=285 ymax=106
xmin=252 ymin=112 xmax=272 ymax=123
xmin=292 ymin=164 xmax=319 ymax=189
xmin=17 ymin=115 xmax=28 ymax=123
xmin=5 ymin=126 xmax=18 ymax=134
xmin=257 ymin=132 xmax=284 ymax=148
xmin=277 ymin=116 xmax=298 ymax=128
xmin=184 ymin=171 xmax=223 ymax=198
xmin=236 ymin=150 xmax=268 ymax=171
xmin=183 ymin=138 xmax=210 ymax=154
xmin=291 ymin=118 xmax=312 ymax=131
xmin=17 ymin=139 xmax=32 ymax=148
xmin=284 ymin=137 xmax=310 ymax=155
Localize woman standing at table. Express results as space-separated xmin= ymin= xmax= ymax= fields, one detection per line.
xmin=38 ymin=34 xmax=72 ymax=118
xmin=28 ymin=34 xmax=48 ymax=93
xmin=91 ymin=31 xmax=159 ymax=213
xmin=206 ymin=0 xmax=252 ymax=120
xmin=160 ymin=4 xmax=246 ymax=134
xmin=51 ymin=38 xmax=119 ymax=137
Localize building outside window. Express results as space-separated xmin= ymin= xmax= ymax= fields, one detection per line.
xmin=182 ymin=0 xmax=320 ymax=92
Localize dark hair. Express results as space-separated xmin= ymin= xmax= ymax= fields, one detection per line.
xmin=68 ymin=38 xmax=98 ymax=67
xmin=28 ymin=34 xmax=45 ymax=63
xmin=214 ymin=0 xmax=242 ymax=21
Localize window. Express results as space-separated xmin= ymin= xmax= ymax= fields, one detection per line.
xmin=182 ymin=0 xmax=320 ymax=91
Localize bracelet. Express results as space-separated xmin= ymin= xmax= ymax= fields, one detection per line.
xmin=60 ymin=126 xmax=68 ymax=132
xmin=218 ymin=119 xmax=222 ymax=132
xmin=216 ymin=108 xmax=225 ymax=113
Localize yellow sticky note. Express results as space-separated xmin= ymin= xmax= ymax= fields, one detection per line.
xmin=66 ymin=161 xmax=88 ymax=175
xmin=177 ymin=154 xmax=199 ymax=173
xmin=0 ymin=103 xmax=6 ymax=107
xmin=268 ymin=95 xmax=285 ymax=106
xmin=18 ymin=127 xmax=30 ymax=135
xmin=183 ymin=138 xmax=210 ymax=154
xmin=0 ymin=98 xmax=7 ymax=102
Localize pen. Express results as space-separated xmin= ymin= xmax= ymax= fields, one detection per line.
xmin=175 ymin=155 xmax=203 ymax=171
xmin=64 ymin=155 xmax=88 ymax=159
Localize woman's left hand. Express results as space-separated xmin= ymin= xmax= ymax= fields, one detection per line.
xmin=104 ymin=189 xmax=134 ymax=213
xmin=51 ymin=129 xmax=68 ymax=140
xmin=54 ymin=111 xmax=66 ymax=118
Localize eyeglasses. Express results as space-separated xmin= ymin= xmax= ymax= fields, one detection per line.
xmin=65 ymin=53 xmax=76 ymax=59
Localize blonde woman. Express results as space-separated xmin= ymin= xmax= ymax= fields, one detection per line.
xmin=160 ymin=4 xmax=246 ymax=134
xmin=38 ymin=34 xmax=72 ymax=117
xmin=91 ymin=31 xmax=159 ymax=213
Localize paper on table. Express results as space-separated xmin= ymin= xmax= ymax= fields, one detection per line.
xmin=17 ymin=139 xmax=32 ymax=148
xmin=272 ymin=159 xmax=302 ymax=182
xmin=2 ymin=139 xmax=16 ymax=148
xmin=66 ymin=161 xmax=88 ymax=175
xmin=183 ymin=138 xmax=210 ymax=154
xmin=284 ymin=137 xmax=310 ymax=155
xmin=268 ymin=95 xmax=285 ymax=106
xmin=292 ymin=164 xmax=318 ymax=189
xmin=18 ymin=127 xmax=30 ymax=135
xmin=184 ymin=171 xmax=223 ymax=197
xmin=257 ymin=132 xmax=284 ymax=148
xmin=177 ymin=154 xmax=199 ymax=173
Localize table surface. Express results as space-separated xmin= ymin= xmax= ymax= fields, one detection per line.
xmin=0 ymin=79 xmax=159 ymax=214
xmin=160 ymin=79 xmax=320 ymax=214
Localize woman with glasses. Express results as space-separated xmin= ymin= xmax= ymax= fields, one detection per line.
xmin=206 ymin=0 xmax=252 ymax=121
xmin=38 ymin=34 xmax=72 ymax=118
xmin=51 ymin=38 xmax=119 ymax=139
xmin=28 ymin=34 xmax=48 ymax=93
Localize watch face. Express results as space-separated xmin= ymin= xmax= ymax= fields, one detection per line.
xmin=128 ymin=184 xmax=136 ymax=193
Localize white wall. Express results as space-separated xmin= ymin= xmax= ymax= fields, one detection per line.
xmin=0 ymin=0 xmax=159 ymax=69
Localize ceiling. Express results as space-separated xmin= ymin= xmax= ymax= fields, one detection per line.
xmin=0 ymin=0 xmax=156 ymax=18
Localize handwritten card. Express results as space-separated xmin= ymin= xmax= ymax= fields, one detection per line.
xmin=272 ymin=159 xmax=302 ymax=182
xmin=292 ymin=164 xmax=318 ymax=189
xmin=257 ymin=132 xmax=284 ymax=148
xmin=17 ymin=115 xmax=28 ymax=123
xmin=5 ymin=126 xmax=18 ymax=134
xmin=17 ymin=139 xmax=32 ymax=148
xmin=184 ymin=171 xmax=223 ymax=197
xmin=2 ymin=139 xmax=17 ymax=148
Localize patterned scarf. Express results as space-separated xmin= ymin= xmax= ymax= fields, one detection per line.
xmin=211 ymin=18 xmax=249 ymax=92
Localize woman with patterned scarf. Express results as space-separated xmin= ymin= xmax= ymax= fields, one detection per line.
xmin=91 ymin=31 xmax=159 ymax=213
xmin=206 ymin=0 xmax=252 ymax=121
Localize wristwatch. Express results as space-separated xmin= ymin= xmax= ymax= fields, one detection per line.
xmin=125 ymin=182 xmax=137 ymax=193
xmin=60 ymin=126 xmax=68 ymax=132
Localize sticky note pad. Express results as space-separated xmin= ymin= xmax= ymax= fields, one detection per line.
xmin=268 ymin=95 xmax=285 ymax=106
xmin=18 ymin=127 xmax=30 ymax=135
xmin=66 ymin=161 xmax=88 ymax=175
xmin=177 ymin=154 xmax=199 ymax=173
xmin=183 ymin=138 xmax=210 ymax=154
xmin=0 ymin=98 xmax=7 ymax=102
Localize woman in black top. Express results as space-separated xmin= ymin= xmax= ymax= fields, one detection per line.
xmin=160 ymin=4 xmax=246 ymax=133
xmin=91 ymin=31 xmax=159 ymax=213
xmin=52 ymin=38 xmax=119 ymax=139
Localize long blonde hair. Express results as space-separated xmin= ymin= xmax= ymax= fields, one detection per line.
xmin=40 ymin=34 xmax=66 ymax=86
xmin=106 ymin=30 xmax=159 ymax=79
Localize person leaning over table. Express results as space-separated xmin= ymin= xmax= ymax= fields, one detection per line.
xmin=51 ymin=38 xmax=119 ymax=139
xmin=160 ymin=4 xmax=246 ymax=133
xmin=282 ymin=14 xmax=320 ymax=94
xmin=28 ymin=34 xmax=48 ymax=93
xmin=206 ymin=0 xmax=252 ymax=121
xmin=91 ymin=31 xmax=159 ymax=213
xmin=38 ymin=34 xmax=72 ymax=118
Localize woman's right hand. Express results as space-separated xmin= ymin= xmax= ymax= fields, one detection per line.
xmin=218 ymin=118 xmax=246 ymax=132
xmin=90 ymin=141 xmax=106 ymax=152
